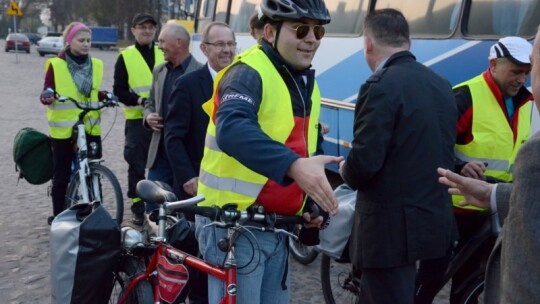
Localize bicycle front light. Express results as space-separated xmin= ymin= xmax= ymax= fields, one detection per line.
xmin=88 ymin=142 xmax=99 ymax=158
xmin=121 ymin=227 xmax=144 ymax=249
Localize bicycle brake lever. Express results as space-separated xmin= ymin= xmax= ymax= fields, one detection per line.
xmin=204 ymin=221 xmax=227 ymax=229
xmin=275 ymin=228 xmax=298 ymax=240
xmin=243 ymin=225 xmax=298 ymax=240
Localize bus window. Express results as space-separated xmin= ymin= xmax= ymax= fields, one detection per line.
xmin=196 ymin=0 xmax=217 ymax=32
xmin=376 ymin=0 xmax=462 ymax=37
xmin=466 ymin=0 xmax=540 ymax=37
xmin=226 ymin=0 xmax=260 ymax=33
xmin=214 ymin=0 xmax=230 ymax=23
xmin=325 ymin=0 xmax=369 ymax=35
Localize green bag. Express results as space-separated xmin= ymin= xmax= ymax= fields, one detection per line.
xmin=13 ymin=127 xmax=53 ymax=185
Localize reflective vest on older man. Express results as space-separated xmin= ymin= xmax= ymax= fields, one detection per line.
xmin=45 ymin=57 xmax=103 ymax=139
xmin=120 ymin=45 xmax=164 ymax=120
xmin=453 ymin=74 xmax=532 ymax=210
xmin=197 ymin=46 xmax=321 ymax=215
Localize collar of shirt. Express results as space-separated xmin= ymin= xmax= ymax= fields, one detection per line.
xmin=166 ymin=54 xmax=193 ymax=73
xmin=207 ymin=64 xmax=218 ymax=80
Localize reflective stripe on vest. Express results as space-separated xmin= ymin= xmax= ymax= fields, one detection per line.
xmin=120 ymin=45 xmax=164 ymax=120
xmin=46 ymin=57 xmax=103 ymax=139
xmin=197 ymin=46 xmax=321 ymax=213
xmin=452 ymin=74 xmax=532 ymax=210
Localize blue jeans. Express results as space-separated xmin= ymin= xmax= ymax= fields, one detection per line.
xmin=147 ymin=146 xmax=174 ymax=213
xmin=195 ymin=216 xmax=290 ymax=304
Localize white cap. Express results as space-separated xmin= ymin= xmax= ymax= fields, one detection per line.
xmin=489 ymin=36 xmax=533 ymax=65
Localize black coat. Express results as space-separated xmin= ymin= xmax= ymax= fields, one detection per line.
xmin=342 ymin=51 xmax=457 ymax=268
xmin=164 ymin=64 xmax=212 ymax=199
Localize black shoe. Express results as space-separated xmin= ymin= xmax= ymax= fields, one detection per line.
xmin=47 ymin=216 xmax=55 ymax=225
xmin=132 ymin=212 xmax=145 ymax=226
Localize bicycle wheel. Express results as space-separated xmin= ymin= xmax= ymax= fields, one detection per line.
xmin=110 ymin=257 xmax=153 ymax=304
xmin=320 ymin=254 xmax=359 ymax=304
xmin=289 ymin=225 xmax=319 ymax=265
xmin=66 ymin=163 xmax=124 ymax=224
xmin=460 ymin=276 xmax=484 ymax=304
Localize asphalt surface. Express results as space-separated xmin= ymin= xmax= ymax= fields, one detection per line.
xmin=0 ymin=46 xmax=449 ymax=303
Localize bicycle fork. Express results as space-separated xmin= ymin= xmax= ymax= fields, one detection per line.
xmin=75 ymin=124 xmax=101 ymax=204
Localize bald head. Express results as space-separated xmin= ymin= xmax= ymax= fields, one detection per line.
xmin=158 ymin=23 xmax=191 ymax=67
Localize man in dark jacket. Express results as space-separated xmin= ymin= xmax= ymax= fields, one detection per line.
xmin=164 ymin=22 xmax=235 ymax=201
xmin=339 ymin=9 xmax=457 ymax=303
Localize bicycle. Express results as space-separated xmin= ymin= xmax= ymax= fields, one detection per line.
xmin=56 ymin=92 xmax=124 ymax=224
xmin=109 ymin=180 xmax=306 ymax=304
xmin=320 ymin=212 xmax=501 ymax=304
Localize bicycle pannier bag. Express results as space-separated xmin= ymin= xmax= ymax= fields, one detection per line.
xmin=13 ymin=127 xmax=53 ymax=185
xmin=157 ymin=253 xmax=193 ymax=304
xmin=50 ymin=202 xmax=120 ymax=304
xmin=317 ymin=183 xmax=356 ymax=259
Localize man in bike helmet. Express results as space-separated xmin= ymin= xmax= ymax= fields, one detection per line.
xmin=195 ymin=0 xmax=342 ymax=303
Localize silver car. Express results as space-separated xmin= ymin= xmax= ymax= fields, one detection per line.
xmin=36 ymin=37 xmax=64 ymax=57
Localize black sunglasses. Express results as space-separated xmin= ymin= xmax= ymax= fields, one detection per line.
xmin=286 ymin=24 xmax=326 ymax=40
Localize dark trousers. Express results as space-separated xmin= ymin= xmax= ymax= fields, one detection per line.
xmin=357 ymin=263 xmax=417 ymax=304
xmin=123 ymin=119 xmax=151 ymax=202
xmin=450 ymin=212 xmax=494 ymax=303
xmin=51 ymin=135 xmax=101 ymax=216
xmin=415 ymin=246 xmax=453 ymax=304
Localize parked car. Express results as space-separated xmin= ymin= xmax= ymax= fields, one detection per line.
xmin=4 ymin=34 xmax=30 ymax=53
xmin=36 ymin=36 xmax=64 ymax=57
xmin=44 ymin=32 xmax=62 ymax=37
xmin=22 ymin=33 xmax=42 ymax=45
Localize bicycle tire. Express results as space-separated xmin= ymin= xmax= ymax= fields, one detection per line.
xmin=289 ymin=225 xmax=319 ymax=265
xmin=320 ymin=254 xmax=359 ymax=304
xmin=110 ymin=257 xmax=153 ymax=304
xmin=66 ymin=163 xmax=124 ymax=224
xmin=460 ymin=275 xmax=484 ymax=304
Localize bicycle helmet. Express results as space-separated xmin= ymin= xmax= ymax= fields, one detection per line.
xmin=260 ymin=0 xmax=331 ymax=24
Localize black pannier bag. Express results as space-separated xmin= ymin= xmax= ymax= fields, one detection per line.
xmin=13 ymin=127 xmax=53 ymax=185
xmin=50 ymin=202 xmax=120 ymax=304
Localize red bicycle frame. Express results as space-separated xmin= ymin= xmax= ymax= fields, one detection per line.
xmin=118 ymin=243 xmax=237 ymax=304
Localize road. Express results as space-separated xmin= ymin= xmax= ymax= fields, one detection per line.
xmin=0 ymin=46 xmax=449 ymax=303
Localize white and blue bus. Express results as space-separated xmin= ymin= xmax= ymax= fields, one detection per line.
xmin=187 ymin=0 xmax=540 ymax=173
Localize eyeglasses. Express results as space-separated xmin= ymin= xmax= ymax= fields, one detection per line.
xmin=204 ymin=41 xmax=237 ymax=51
xmin=285 ymin=24 xmax=325 ymax=40
xmin=134 ymin=25 xmax=156 ymax=31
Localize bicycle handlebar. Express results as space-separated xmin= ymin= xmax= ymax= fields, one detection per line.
xmin=136 ymin=180 xmax=306 ymax=228
xmin=56 ymin=92 xmax=119 ymax=110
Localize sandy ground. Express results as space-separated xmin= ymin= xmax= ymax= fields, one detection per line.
xmin=0 ymin=46 xmax=449 ymax=304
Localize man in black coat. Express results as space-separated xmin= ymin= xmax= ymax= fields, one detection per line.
xmin=164 ymin=22 xmax=236 ymax=200
xmin=339 ymin=9 xmax=457 ymax=303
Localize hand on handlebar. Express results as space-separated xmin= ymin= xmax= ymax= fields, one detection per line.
xmin=98 ymin=91 xmax=120 ymax=106
xmin=40 ymin=88 xmax=56 ymax=105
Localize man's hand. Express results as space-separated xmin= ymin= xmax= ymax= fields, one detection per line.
xmin=287 ymin=155 xmax=344 ymax=216
xmin=460 ymin=160 xmax=487 ymax=180
xmin=146 ymin=113 xmax=163 ymax=131
xmin=183 ymin=177 xmax=198 ymax=196
xmin=302 ymin=212 xmax=323 ymax=229
xmin=437 ymin=168 xmax=494 ymax=209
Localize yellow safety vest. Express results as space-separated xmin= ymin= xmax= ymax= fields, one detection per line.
xmin=45 ymin=57 xmax=103 ymax=139
xmin=197 ymin=46 xmax=321 ymax=213
xmin=453 ymin=74 xmax=532 ymax=210
xmin=120 ymin=45 xmax=164 ymax=120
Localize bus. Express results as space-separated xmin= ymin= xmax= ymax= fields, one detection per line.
xmin=186 ymin=0 xmax=540 ymax=173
